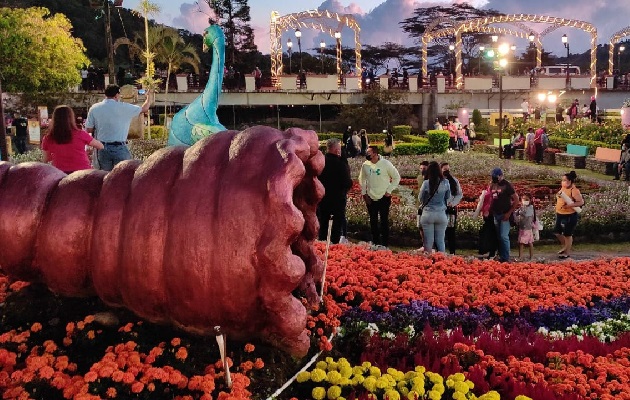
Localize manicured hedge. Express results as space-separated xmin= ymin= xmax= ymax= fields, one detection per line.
xmin=392 ymin=125 xmax=412 ymax=139
xmin=549 ymin=137 xmax=607 ymax=154
xmin=426 ymin=130 xmax=450 ymax=153
xmin=401 ymin=135 xmax=428 ymax=143
xmin=318 ymin=133 xmax=388 ymax=142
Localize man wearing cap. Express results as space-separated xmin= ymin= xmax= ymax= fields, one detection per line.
xmin=86 ymin=84 xmax=152 ymax=171
xmin=489 ymin=167 xmax=519 ymax=262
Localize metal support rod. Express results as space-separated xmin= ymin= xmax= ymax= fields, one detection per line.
xmin=105 ymin=0 xmax=116 ymax=84
xmin=0 ymin=78 xmax=7 ymax=161
xmin=498 ymin=72 xmax=503 ymax=159
xmin=319 ymin=215 xmax=333 ymax=302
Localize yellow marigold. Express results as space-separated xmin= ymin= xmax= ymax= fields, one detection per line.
xmin=312 ymin=386 xmax=326 ymax=400
xmin=339 ymin=366 xmax=352 ymax=379
xmin=427 ymin=372 xmax=442 ymax=385
xmin=316 ymin=361 xmax=328 ymax=370
xmin=325 ymin=356 xmax=334 ymax=363
xmin=337 ymin=358 xmax=350 ymax=368
xmin=451 ymin=373 xmax=465 ymax=382
xmin=369 ymin=366 xmax=381 ymax=377
xmin=352 ymin=366 xmax=365 ymax=376
xmin=311 ymin=368 xmax=327 ymax=383
xmin=398 ymin=387 xmax=409 ymax=397
xmin=452 ymin=393 xmax=466 ymax=400
xmin=427 ymin=390 xmax=441 ymax=400
xmin=351 ymin=375 xmax=365 ymax=385
xmin=361 ymin=361 xmax=372 ymax=369
xmin=384 ymin=390 xmax=400 ymax=400
xmin=466 ymin=380 xmax=474 ymax=389
xmin=404 ymin=371 xmax=417 ymax=380
xmin=327 ymin=370 xmax=342 ymax=385
xmin=446 ymin=378 xmax=454 ymax=388
xmin=411 ymin=385 xmax=425 ymax=396
xmin=411 ymin=377 xmax=425 ymax=388
xmin=296 ymin=371 xmax=310 ymax=383
xmin=397 ymin=381 xmax=408 ymax=391
xmin=515 ymin=397 xmax=533 ymax=400
xmin=376 ymin=377 xmax=390 ymax=389
xmin=327 ymin=385 xmax=342 ymax=399
xmin=414 ymin=366 xmax=426 ymax=374
xmin=327 ymin=361 xmax=339 ymax=371
xmin=432 ymin=383 xmax=445 ymax=395
xmin=454 ymin=381 xmax=469 ymax=394
xmin=363 ymin=376 xmax=377 ymax=392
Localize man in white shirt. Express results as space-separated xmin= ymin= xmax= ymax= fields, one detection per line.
xmin=358 ymin=146 xmax=401 ymax=248
xmin=521 ymin=99 xmax=530 ymax=121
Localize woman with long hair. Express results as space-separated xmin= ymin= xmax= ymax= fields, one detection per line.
xmin=555 ymin=171 xmax=584 ymax=259
xmin=418 ymin=161 xmax=451 ymax=253
xmin=42 ymin=105 xmax=103 ymax=174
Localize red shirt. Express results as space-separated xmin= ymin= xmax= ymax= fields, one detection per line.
xmin=42 ymin=129 xmax=94 ymax=173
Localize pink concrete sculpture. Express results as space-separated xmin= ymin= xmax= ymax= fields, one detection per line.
xmin=0 ymin=126 xmax=325 ymax=357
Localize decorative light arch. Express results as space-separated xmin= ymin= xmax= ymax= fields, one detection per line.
xmin=270 ymin=10 xmax=361 ymax=89
xmin=609 ymin=27 xmax=630 ymax=75
xmin=422 ymin=14 xmax=597 ymax=89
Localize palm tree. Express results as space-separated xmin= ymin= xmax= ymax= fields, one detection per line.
xmin=153 ymin=27 xmax=201 ymax=127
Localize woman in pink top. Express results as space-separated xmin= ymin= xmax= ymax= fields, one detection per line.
xmin=42 ymin=105 xmax=103 ymax=174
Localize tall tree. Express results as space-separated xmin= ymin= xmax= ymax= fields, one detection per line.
xmin=400 ymin=4 xmax=502 ymax=71
xmin=204 ymin=0 xmax=257 ymax=68
xmin=0 ymin=6 xmax=89 ymax=160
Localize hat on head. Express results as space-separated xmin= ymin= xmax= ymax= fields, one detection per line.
xmin=491 ymin=167 xmax=503 ymax=177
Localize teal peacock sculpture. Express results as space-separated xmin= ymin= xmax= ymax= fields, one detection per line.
xmin=168 ymin=23 xmax=226 ymax=146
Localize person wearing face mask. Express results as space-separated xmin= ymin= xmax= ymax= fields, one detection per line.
xmin=317 ymin=138 xmax=353 ymax=244
xmin=489 ymin=167 xmax=519 ymax=263
xmin=359 ymin=146 xmax=401 ymax=249
xmin=555 ymin=171 xmax=584 ymax=259
xmin=85 ymin=84 xmax=152 ymax=171
xmin=441 ymin=162 xmax=462 ymax=255
xmin=515 ymin=193 xmax=535 ymax=260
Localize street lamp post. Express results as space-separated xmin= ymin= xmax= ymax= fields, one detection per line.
xmin=497 ymin=43 xmax=510 ymax=159
xmin=295 ymin=29 xmax=302 ymax=72
xmin=334 ymin=31 xmax=342 ymax=82
xmin=287 ymin=39 xmax=293 ymax=75
xmin=478 ymin=46 xmax=484 ymax=74
xmin=562 ymin=34 xmax=570 ymax=89
xmin=320 ymin=40 xmax=325 ymax=74
xmin=448 ymin=43 xmax=455 ymax=80
xmin=619 ymin=44 xmax=625 ymax=75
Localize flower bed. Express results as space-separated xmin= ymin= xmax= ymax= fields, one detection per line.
xmin=2 ymin=245 xmax=630 ymax=399
xmin=346 ymin=153 xmax=630 ymax=246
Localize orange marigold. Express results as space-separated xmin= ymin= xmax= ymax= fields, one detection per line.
xmin=106 ymin=387 xmax=117 ymax=398
xmin=244 ymin=343 xmax=255 ymax=353
xmin=175 ymin=347 xmax=188 ymax=361
xmin=84 ymin=371 xmax=98 ymax=383
xmin=171 ymin=337 xmax=181 ymax=347
xmin=131 ymin=381 xmax=144 ymax=393
xmin=30 ymin=323 xmax=42 ymax=333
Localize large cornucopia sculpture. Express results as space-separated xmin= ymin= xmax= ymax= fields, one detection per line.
xmin=0 ymin=126 xmax=325 ymax=357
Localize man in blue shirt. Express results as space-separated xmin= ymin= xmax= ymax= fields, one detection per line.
xmin=86 ymin=85 xmax=152 ymax=171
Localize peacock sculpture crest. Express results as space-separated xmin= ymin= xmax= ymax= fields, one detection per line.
xmin=168 ymin=23 xmax=226 ymax=146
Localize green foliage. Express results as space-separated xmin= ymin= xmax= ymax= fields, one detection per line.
xmin=391 ymin=125 xmax=412 ymax=139
xmin=8 ymin=148 xmax=44 ymax=164
xmin=129 ymin=138 xmax=166 ymax=160
xmin=426 ymin=130 xmax=450 ymax=154
xmin=401 ymin=135 xmax=427 ymax=144
xmin=337 ymin=87 xmax=413 ymax=132
xmin=472 ymin=109 xmax=482 ymax=127
xmin=390 ymin=142 xmax=430 ymax=155
xmin=149 ymin=126 xmax=168 ymax=139
xmin=0 ymin=7 xmax=89 ymax=93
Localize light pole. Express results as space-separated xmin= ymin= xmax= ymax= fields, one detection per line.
xmin=320 ymin=40 xmax=325 ymax=74
xmin=497 ymin=43 xmax=509 ymax=159
xmin=478 ymin=46 xmax=484 ymax=74
xmin=562 ymin=34 xmax=570 ymax=89
xmin=448 ymin=43 xmax=455 ymax=79
xmin=287 ymin=39 xmax=293 ymax=75
xmin=334 ymin=31 xmax=342 ymax=82
xmin=619 ymin=44 xmax=625 ymax=75
xmin=528 ymin=33 xmax=536 ymax=72
xmin=295 ymin=29 xmax=302 ymax=72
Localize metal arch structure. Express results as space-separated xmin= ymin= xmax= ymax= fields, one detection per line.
xmin=422 ymin=14 xmax=598 ymax=89
xmin=608 ymin=27 xmax=630 ymax=75
xmin=270 ymin=10 xmax=362 ymax=89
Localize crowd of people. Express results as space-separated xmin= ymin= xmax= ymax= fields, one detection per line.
xmin=316 ymin=136 xmax=585 ymax=261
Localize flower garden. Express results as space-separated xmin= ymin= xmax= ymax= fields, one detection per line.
xmin=2 ymin=151 xmax=630 ymax=399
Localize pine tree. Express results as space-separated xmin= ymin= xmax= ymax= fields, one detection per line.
xmin=205 ymin=0 xmax=257 ymax=68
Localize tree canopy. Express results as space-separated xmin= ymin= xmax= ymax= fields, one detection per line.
xmin=205 ymin=0 xmax=257 ymax=68
xmin=0 ymin=7 xmax=89 ymax=93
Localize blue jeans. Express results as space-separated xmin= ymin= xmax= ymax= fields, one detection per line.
xmin=493 ymin=213 xmax=511 ymax=262
xmin=421 ymin=210 xmax=448 ymax=253
xmin=98 ymin=144 xmax=131 ymax=171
